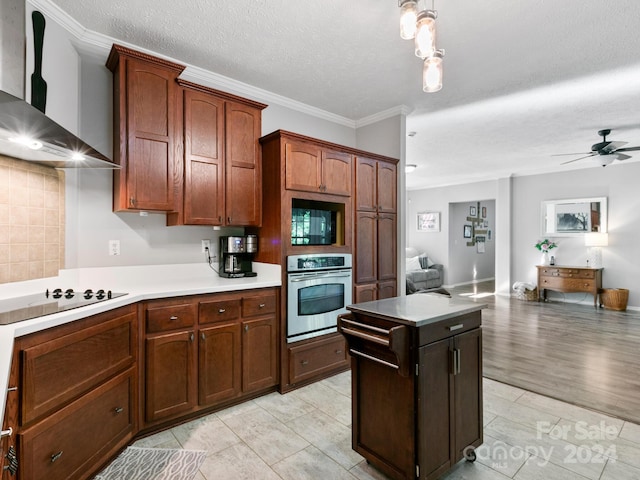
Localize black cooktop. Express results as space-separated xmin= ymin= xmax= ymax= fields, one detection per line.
xmin=0 ymin=289 xmax=127 ymax=325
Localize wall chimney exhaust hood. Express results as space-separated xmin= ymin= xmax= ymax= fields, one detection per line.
xmin=0 ymin=90 xmax=119 ymax=169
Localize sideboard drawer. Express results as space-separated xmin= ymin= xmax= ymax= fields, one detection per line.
xmin=539 ymin=268 xmax=594 ymax=279
xmin=539 ymin=277 xmax=595 ymax=291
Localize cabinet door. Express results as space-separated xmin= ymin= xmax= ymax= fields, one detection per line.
xmin=242 ymin=317 xmax=278 ymax=393
xmin=183 ymin=88 xmax=225 ymax=225
xmin=225 ymin=101 xmax=262 ymax=226
xmin=417 ymin=338 xmax=454 ymax=480
xmin=285 ymin=141 xmax=322 ymax=193
xmin=124 ymin=58 xmax=178 ymax=211
xmin=377 ymin=161 xmax=397 ymax=213
xmin=321 ymin=149 xmax=352 ymax=196
xmin=453 ymin=328 xmax=483 ymax=461
xmin=377 ymin=279 xmax=397 ymax=300
xmin=354 ymin=283 xmax=377 ymax=303
xmin=355 ymin=157 xmax=377 ymax=212
xmin=145 ymin=331 xmax=197 ymax=423
xmin=377 ymin=213 xmax=397 ymax=281
xmin=199 ymin=323 xmax=242 ymax=405
xmin=355 ymin=211 xmax=378 ymax=284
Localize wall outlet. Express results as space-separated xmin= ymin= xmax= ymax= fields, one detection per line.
xmin=201 ymin=239 xmax=211 ymax=253
xmin=109 ymin=240 xmax=120 ymax=256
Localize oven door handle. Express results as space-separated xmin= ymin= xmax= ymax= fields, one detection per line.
xmin=290 ymin=273 xmax=352 ymax=282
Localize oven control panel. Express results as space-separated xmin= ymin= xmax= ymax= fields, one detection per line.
xmin=287 ymin=254 xmax=352 ymax=272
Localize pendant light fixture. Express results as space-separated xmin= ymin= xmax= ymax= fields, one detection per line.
xmin=398 ymin=0 xmax=445 ymax=93
xmin=414 ymin=9 xmax=437 ymax=59
xmin=423 ymin=49 xmax=444 ymax=92
xmin=399 ymin=0 xmax=418 ymax=39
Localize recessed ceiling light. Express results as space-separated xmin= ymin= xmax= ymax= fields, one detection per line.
xmin=408 ymin=131 xmax=417 ymax=137
xmin=405 ymin=164 xmax=417 ymax=173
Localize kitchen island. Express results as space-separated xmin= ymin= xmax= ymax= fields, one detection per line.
xmin=339 ymin=294 xmax=485 ymax=480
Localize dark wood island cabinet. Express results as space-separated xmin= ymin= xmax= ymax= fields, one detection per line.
xmin=339 ymin=294 xmax=484 ymax=480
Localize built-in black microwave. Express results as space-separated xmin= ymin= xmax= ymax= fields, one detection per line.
xmin=291 ymin=207 xmax=337 ymax=245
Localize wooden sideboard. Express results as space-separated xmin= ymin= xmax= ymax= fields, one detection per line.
xmin=537 ymin=266 xmax=603 ymax=307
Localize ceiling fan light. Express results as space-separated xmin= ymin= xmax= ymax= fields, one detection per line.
xmin=399 ymin=0 xmax=418 ymax=40
xmin=414 ymin=10 xmax=437 ymax=58
xmin=423 ymin=49 xmax=444 ymax=93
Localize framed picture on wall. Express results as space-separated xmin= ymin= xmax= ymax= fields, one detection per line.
xmin=463 ymin=224 xmax=472 ymax=238
xmin=470 ymin=206 xmax=477 ymax=216
xmin=482 ymin=206 xmax=487 ymax=218
xmin=476 ymin=236 xmax=486 ymax=253
xmin=417 ymin=211 xmax=440 ymax=232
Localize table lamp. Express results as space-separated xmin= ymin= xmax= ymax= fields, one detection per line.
xmin=585 ymin=232 xmax=608 ymax=268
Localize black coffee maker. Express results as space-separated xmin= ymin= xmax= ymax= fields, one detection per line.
xmin=219 ymin=235 xmax=257 ymax=278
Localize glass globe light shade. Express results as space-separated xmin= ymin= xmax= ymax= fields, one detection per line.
xmin=423 ymin=50 xmax=444 ymax=93
xmin=399 ymin=0 xmax=418 ymax=40
xmin=414 ymin=10 xmax=437 ymax=58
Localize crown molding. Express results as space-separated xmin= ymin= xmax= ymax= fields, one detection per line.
xmin=356 ymin=105 xmax=413 ymax=128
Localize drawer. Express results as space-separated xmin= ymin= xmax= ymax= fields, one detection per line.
xmin=289 ymin=336 xmax=348 ymax=384
xmin=21 ymin=309 xmax=136 ymax=425
xmin=417 ymin=311 xmax=481 ymax=346
xmin=146 ymin=302 xmax=197 ymax=333
xmin=539 ymin=277 xmax=595 ymax=291
xmin=539 ymin=268 xmax=595 ymax=279
xmin=19 ymin=368 xmax=134 ymax=480
xmin=242 ymin=292 xmax=277 ymax=318
xmin=199 ymin=298 xmax=241 ymax=324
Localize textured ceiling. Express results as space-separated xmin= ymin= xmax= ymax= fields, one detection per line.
xmin=49 ymin=0 xmax=640 ymax=188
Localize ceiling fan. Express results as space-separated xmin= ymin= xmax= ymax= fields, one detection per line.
xmin=554 ymin=129 xmax=640 ymax=166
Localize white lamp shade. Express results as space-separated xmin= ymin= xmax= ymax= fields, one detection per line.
xmin=585 ymin=232 xmax=609 ymax=247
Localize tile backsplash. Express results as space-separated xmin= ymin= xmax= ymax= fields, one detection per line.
xmin=0 ymin=155 xmax=65 ymax=284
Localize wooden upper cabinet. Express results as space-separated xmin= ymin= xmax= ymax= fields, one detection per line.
xmin=285 ymin=140 xmax=351 ymax=196
xmin=168 ymin=80 xmax=266 ymax=227
xmin=183 ymin=88 xmax=225 ymax=225
xmin=225 ymin=101 xmax=263 ymax=226
xmin=355 ymin=156 xmax=396 ymax=213
xmin=107 ymin=44 xmax=185 ymax=212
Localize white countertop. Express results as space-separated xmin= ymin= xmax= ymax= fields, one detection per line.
xmin=0 ymin=262 xmax=281 ymax=428
xmin=347 ymin=293 xmax=486 ymax=327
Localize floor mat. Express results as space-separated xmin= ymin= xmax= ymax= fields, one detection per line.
xmin=94 ymin=447 xmax=206 ymax=480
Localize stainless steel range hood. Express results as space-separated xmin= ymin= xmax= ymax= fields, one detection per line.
xmin=0 ymin=89 xmax=119 ymax=169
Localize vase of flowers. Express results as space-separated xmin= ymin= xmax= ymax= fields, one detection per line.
xmin=535 ymin=239 xmax=557 ymax=265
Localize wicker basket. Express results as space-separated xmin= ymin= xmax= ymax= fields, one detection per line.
xmin=599 ymin=288 xmax=629 ymax=311
xmin=515 ymin=287 xmax=538 ymax=301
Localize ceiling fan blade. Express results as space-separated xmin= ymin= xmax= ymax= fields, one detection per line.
xmin=600 ymin=141 xmax=627 ymax=153
xmin=616 ymin=153 xmax=632 ymax=161
xmin=551 ymin=152 xmax=591 ymax=157
xmin=615 ymin=146 xmax=640 ymax=152
xmin=561 ymin=153 xmax=596 ymax=165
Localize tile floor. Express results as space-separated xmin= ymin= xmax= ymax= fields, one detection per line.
xmin=132 ymin=372 xmax=640 ymax=479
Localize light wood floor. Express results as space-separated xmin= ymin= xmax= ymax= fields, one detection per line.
xmin=448 ymin=280 xmax=640 ymax=424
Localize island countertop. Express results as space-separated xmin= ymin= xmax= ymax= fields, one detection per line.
xmin=347 ymin=293 xmax=486 ymax=327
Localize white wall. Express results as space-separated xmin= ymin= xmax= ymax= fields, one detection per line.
xmin=512 ymin=162 xmax=640 ymax=308
xmin=355 ymin=116 xmax=403 ymax=159
xmin=447 ymin=200 xmax=496 ymax=285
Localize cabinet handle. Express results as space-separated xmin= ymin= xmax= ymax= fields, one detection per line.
xmin=114 ymin=407 xmax=124 ymax=414
xmin=218 ymin=308 xmax=226 ymax=314
xmin=169 ymin=315 xmax=178 ymax=321
xmin=259 ymin=303 xmax=266 ymax=308
xmin=455 ymin=349 xmax=462 ymax=375
xmin=201 ymin=332 xmax=206 ymax=340
xmin=51 ymin=451 xmax=63 ymax=463
xmin=0 ymin=427 xmax=12 ymax=438
xmin=228 ymin=216 xmax=232 ymax=223
xmin=190 ymin=333 xmax=194 ymax=342
xmin=448 ymin=324 xmax=464 ymax=331
xmin=301 ymin=360 xmax=309 ymax=365
xmin=7 ymin=386 xmax=17 ymax=392
xmin=244 ymin=324 xmax=249 ymax=332
xmin=129 ymin=197 xmax=135 ymax=206
xmin=335 ymin=349 xmax=343 ymax=355
xmin=218 ymin=216 xmax=223 ymax=222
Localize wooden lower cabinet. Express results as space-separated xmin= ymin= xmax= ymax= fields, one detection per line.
xmin=143 ymin=288 xmax=279 ymax=426
xmin=6 ymin=305 xmax=138 ymax=480
xmin=19 ymin=369 xmax=135 ymax=480
xmin=288 ymin=334 xmax=348 ymax=385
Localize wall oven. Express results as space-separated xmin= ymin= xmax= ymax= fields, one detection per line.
xmin=287 ymin=254 xmax=352 ymax=343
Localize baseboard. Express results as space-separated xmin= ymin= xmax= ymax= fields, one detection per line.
xmin=444 ymin=277 xmax=495 ymax=289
